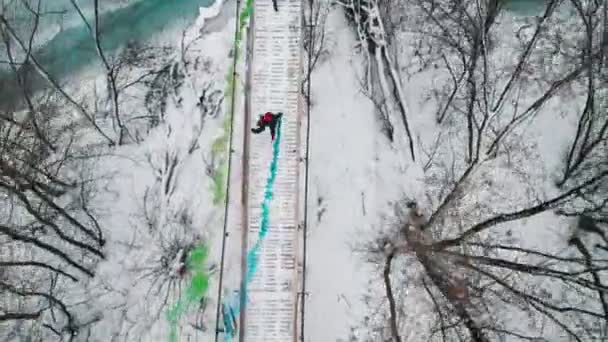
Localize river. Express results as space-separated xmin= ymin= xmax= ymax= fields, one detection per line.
xmin=503 ymin=0 xmax=548 ymax=15
xmin=0 ymin=0 xmax=214 ymax=108
xmin=34 ymin=0 xmax=213 ymax=78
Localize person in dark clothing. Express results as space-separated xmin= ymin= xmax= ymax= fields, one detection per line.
xmin=272 ymin=0 xmax=278 ymax=11
xmin=251 ymin=111 xmax=283 ymax=141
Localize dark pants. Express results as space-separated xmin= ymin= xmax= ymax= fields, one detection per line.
xmin=268 ymin=112 xmax=283 ymax=140
xmin=251 ymin=122 xmax=277 ymax=140
xmin=251 ymin=126 xmax=266 ymax=134
xmin=272 ymin=0 xmax=278 ymax=11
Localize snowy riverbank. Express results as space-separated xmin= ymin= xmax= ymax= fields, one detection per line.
xmin=65 ymin=1 xmax=235 ymax=340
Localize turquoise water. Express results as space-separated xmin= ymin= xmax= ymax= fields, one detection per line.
xmin=35 ymin=0 xmax=212 ymax=78
xmin=1 ymin=0 xmax=211 ymax=79
xmin=0 ymin=0 xmax=213 ymax=107
xmin=503 ymin=0 xmax=548 ymax=15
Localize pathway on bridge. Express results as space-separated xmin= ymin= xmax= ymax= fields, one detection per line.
xmin=243 ymin=0 xmax=303 ymax=340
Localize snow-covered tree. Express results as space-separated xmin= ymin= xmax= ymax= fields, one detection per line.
xmin=345 ymin=0 xmax=608 ymax=341
xmin=0 ymin=1 xmax=224 ymax=340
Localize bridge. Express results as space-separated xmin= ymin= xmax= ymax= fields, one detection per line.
xmin=243 ymin=0 xmax=305 ymax=340
xmin=215 ymin=0 xmax=307 ymax=340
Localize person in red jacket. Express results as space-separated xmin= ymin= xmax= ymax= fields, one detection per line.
xmin=251 ymin=112 xmax=283 ymax=141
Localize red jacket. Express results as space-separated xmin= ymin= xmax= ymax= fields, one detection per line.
xmin=257 ymin=112 xmax=273 ymax=127
xmin=263 ymin=112 xmax=273 ymax=123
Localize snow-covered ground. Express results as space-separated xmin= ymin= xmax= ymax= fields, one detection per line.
xmin=11 ymin=2 xmax=239 ymax=340
xmin=2 ymin=0 xmax=606 ymax=341
xmin=301 ymin=6 xmax=431 ymax=340
xmin=303 ymin=1 xmax=607 ymax=341
xmin=303 ymin=9 xmax=380 ymax=341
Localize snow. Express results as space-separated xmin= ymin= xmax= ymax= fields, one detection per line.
xmin=300 ymin=7 xmax=453 ymax=342
xmin=299 ymin=2 xmax=605 ymax=342
xmin=102 ymin=1 xmax=602 ymax=340
xmin=2 ymin=0 xmax=605 ymax=340
xmin=304 ymin=13 xmax=374 ymax=341
xmin=304 ymin=9 xmax=404 ymax=341
xmin=71 ymin=3 xmax=236 ymax=340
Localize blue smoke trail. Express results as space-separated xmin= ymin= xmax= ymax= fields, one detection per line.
xmin=222 ymin=117 xmax=282 ymax=341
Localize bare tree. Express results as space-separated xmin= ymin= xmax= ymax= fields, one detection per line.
xmin=0 ymin=1 xmax=127 ymax=339
xmin=301 ymin=0 xmax=331 ymax=104
xmin=0 ymin=81 xmax=106 ymax=341
xmin=347 ymin=0 xmax=608 ymax=341
xmin=0 ymin=0 xmax=225 ymax=340
xmin=86 ymin=51 xmax=223 ymax=340
xmin=68 ymin=0 xmax=129 ymax=145
xmin=338 ymin=0 xmax=417 ymax=160
xmin=0 ymin=2 xmax=116 ymax=145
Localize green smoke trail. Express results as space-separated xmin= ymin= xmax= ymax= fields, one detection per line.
xmin=166 ymin=245 xmax=210 ymax=342
xmin=165 ymin=0 xmax=256 ymax=339
xmin=210 ymin=0 xmax=255 ymax=205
